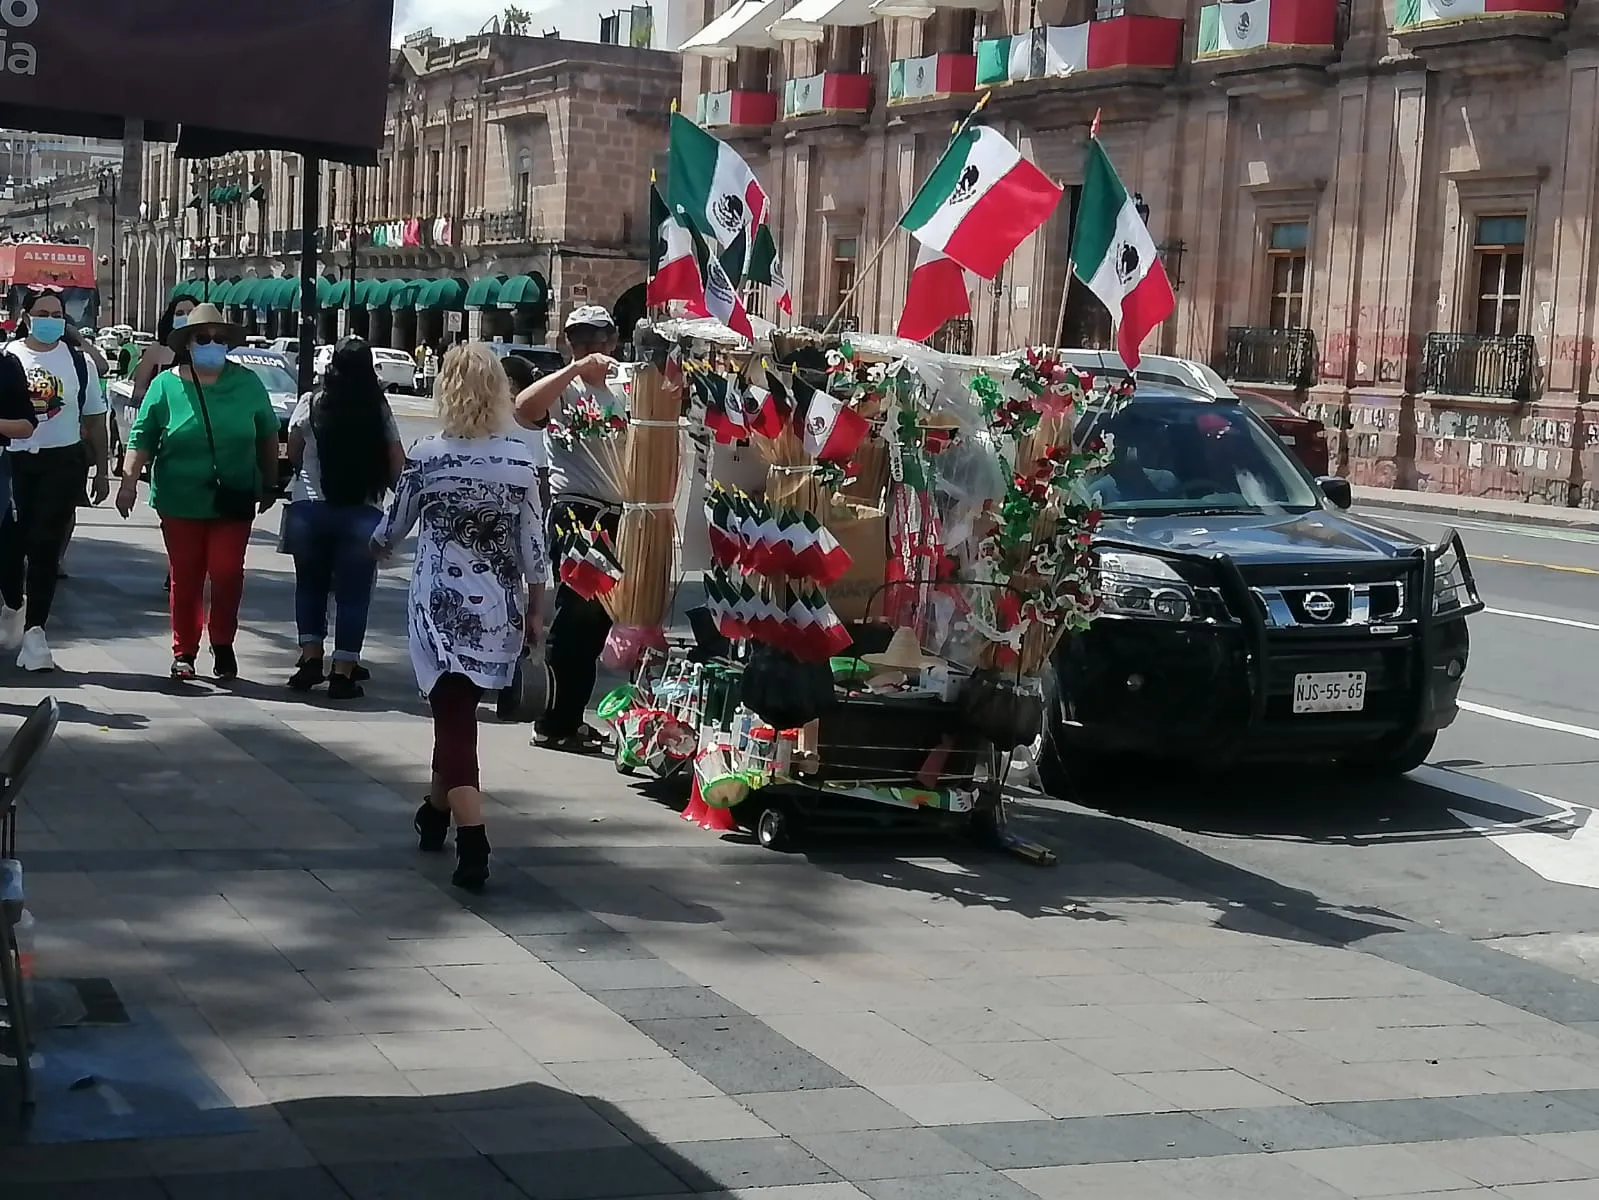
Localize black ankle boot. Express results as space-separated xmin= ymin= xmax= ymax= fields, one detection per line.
xmin=452 ymin=824 xmax=490 ymax=891
xmin=414 ymin=798 xmax=450 ymax=853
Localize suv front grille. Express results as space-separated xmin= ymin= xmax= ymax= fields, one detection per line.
xmin=1250 ymin=580 xmax=1407 ymax=629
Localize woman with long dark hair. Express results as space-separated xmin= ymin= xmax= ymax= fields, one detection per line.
xmin=285 ymin=336 xmax=405 ymax=699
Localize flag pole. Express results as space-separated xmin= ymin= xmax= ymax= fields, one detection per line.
xmin=820 ymin=91 xmax=993 ymax=338
xmin=1053 ymin=109 xmax=1102 ymax=352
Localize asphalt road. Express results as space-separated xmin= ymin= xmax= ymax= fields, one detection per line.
xmin=1062 ymin=503 xmax=1599 ymax=988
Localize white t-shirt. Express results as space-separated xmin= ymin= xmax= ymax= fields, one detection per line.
xmin=547 ymin=379 xmax=624 ymax=505
xmin=288 ymin=393 xmax=401 ymax=508
xmin=5 ymin=340 xmax=106 ymax=452
xmin=501 ymin=416 xmax=550 ymax=470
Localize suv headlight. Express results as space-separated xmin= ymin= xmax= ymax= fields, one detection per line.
xmin=1433 ymin=542 xmax=1475 ymax=615
xmin=1098 ymin=551 xmax=1199 ymax=622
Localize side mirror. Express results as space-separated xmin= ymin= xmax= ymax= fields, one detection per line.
xmin=1318 ymin=476 xmax=1353 ymax=510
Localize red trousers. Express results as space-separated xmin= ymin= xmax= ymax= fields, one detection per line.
xmin=161 ymin=517 xmax=253 ymax=657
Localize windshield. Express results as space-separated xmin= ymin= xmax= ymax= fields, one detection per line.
xmin=231 ymin=356 xmax=297 ymax=396
xmin=1076 ymin=393 xmax=1323 ymax=516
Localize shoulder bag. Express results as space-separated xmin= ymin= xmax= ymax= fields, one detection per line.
xmin=189 ymin=369 xmax=258 ymax=522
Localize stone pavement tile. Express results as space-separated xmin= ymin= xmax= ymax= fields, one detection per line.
xmin=1544 ymin=1090 xmax=1599 ymax=1119
xmin=394 ymin=935 xmax=533 ymax=966
xmin=1492 ymin=1184 xmax=1599 ymax=1199
xmin=447 ymin=1104 xmax=632 ymax=1154
xmin=1527 ymin=1130 xmax=1599 ymax=1169
xmin=330 ymin=1156 xmax=529 ymax=1200
xmin=633 ymin=1015 xmax=855 ymax=1095
xmin=491 ymin=1001 xmax=670 ymax=1064
xmin=607 ymin=1094 xmax=778 ymax=1143
xmin=1441 ymin=1092 xmax=1599 ymax=1137
xmin=517 ymin=931 xmax=652 ymax=961
xmin=1234 ymin=1058 xmax=1428 ymax=1104
xmin=427 ymin=959 xmax=576 ymax=996
xmin=402 ymin=1063 xmax=565 ymax=1108
xmin=254 ymin=1069 xmax=422 ymax=1117
xmin=1123 ymin=1068 xmax=1297 ymax=1111
xmin=1003 ymin=1161 xmax=1190 ymax=1200
xmin=139 ymin=1126 xmax=317 ymax=1176
xmin=762 ymin=1012 xmax=983 ymax=1088
xmin=1038 ymin=973 xmax=1200 ymax=1007
xmin=4 ymin=1182 xmax=171 ymax=1200
xmin=941 ymin=1039 xmax=1086 ymax=1080
xmin=368 ymin=1027 xmax=537 ymax=1072
xmin=1317 ymin=1097 xmax=1504 ymax=1143
xmin=1293 ymin=1025 xmax=1547 ymax=1065
xmin=997 ymin=1004 xmax=1150 ymax=1041
xmin=648 ymin=1137 xmax=841 ymax=1191
xmin=1143 ymin=1152 xmax=1353 ymax=1199
xmin=939 ymin=1112 xmax=1251 ymax=1170
xmin=548 ymin=1057 xmax=723 ymax=1102
xmin=229 ymin=1032 xmax=395 ymax=1077
xmin=880 ymin=1008 xmax=1043 ymax=1045
xmin=1276 ymin=1145 xmax=1483 ymax=1196
xmin=287 ymin=1113 xmax=480 ymax=1164
xmin=722 ymin=1187 xmax=870 ymax=1200
xmin=858 ymin=1171 xmax=1040 ymax=1200
xmin=995 ymin=1066 xmax=1173 ymax=1119
xmin=160 ymin=1167 xmax=352 ymax=1199
xmin=1195 ymin=1103 xmax=1385 ymax=1151
xmin=1404 ymin=1136 xmax=1597 ymax=1187
xmin=553 ymin=958 xmax=702 ymax=992
xmin=1480 ymin=1057 xmax=1599 ymax=1092
xmin=0 ymin=1139 xmax=147 ymax=1183
xmin=790 ymin=1128 xmax=988 ymax=1179
xmin=1371 ymin=1059 xmax=1523 ymax=1099
xmin=737 ymin=1088 xmax=916 ymax=1136
xmin=867 ymin=1082 xmax=1050 ymax=1125
xmin=599 ymin=986 xmax=748 ymax=1021
xmin=1063 ymin=1034 xmax=1228 ymax=1074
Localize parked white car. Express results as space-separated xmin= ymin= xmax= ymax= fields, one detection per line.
xmin=371 ymin=347 xmax=420 ymax=394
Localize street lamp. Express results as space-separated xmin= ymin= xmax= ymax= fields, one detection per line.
xmin=97 ymin=166 xmax=119 ymax=325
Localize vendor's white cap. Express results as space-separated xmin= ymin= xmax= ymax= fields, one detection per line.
xmin=565 ymin=304 xmax=615 ymax=330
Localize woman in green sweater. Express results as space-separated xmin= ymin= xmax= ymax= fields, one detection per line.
xmin=116 ymin=303 xmax=279 ymax=680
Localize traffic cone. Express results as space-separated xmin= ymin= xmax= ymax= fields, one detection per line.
xmin=682 ymin=773 xmax=711 ymax=825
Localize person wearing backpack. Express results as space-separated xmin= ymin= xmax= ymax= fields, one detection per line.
xmin=0 ymin=287 xmax=111 ymax=671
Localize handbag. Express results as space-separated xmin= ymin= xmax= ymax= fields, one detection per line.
xmin=497 ymin=643 xmax=551 ymax=723
xmin=190 ymin=369 xmax=258 ymax=522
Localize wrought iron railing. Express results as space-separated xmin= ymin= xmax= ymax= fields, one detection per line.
xmin=929 ymin=318 xmax=974 ymax=356
xmin=1420 ymin=332 xmax=1536 ymax=401
xmin=1223 ymin=326 xmax=1317 ymax=387
xmin=482 ymin=209 xmax=530 ymax=243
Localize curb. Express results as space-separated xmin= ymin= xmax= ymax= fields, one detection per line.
xmin=1354 ymin=494 xmax=1599 ymax=535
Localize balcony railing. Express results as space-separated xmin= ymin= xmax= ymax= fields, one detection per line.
xmin=976 ymin=16 xmax=1183 ymax=86
xmin=783 ymin=73 xmax=871 ymax=118
xmin=888 ymin=53 xmax=977 ymax=104
xmin=1196 ymin=0 xmax=1338 ymax=60
xmin=482 ymin=209 xmax=530 ymax=243
xmin=1224 ymin=326 xmax=1317 ymax=387
xmin=1420 ymin=332 xmax=1537 ymax=401
xmin=928 ymin=318 xmax=975 ymax=356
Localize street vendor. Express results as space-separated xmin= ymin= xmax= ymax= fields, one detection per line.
xmin=512 ymin=305 xmax=623 ymax=753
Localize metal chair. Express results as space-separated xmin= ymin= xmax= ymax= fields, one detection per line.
xmin=0 ymin=697 xmax=61 ymax=1115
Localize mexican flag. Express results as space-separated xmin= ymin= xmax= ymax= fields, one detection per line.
xmin=747 ymin=224 xmax=792 ymax=315
xmin=646 ymin=185 xmax=705 ymax=310
xmin=667 ymin=113 xmax=770 ymax=249
xmin=790 ymin=374 xmax=869 ymax=462
xmin=1394 ymin=0 xmax=1562 ymax=27
xmin=1070 ymin=138 xmax=1174 ymax=371
xmin=975 ymin=27 xmax=1088 ymax=85
xmin=685 ymin=218 xmax=754 ymax=339
xmin=897 ymin=243 xmax=975 ymax=343
xmin=900 ymin=124 xmax=1063 ymax=280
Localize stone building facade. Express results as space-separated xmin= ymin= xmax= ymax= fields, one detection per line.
xmin=675 ymin=0 xmax=1599 ymax=506
xmin=122 ymin=32 xmax=679 ymax=351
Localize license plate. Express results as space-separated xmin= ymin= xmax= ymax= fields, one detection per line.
xmin=1292 ymin=671 xmax=1367 ymax=713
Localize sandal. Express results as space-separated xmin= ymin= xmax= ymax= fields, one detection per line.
xmin=535 ymin=725 xmax=606 ymax=754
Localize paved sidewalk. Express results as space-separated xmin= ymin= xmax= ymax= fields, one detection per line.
xmin=1353 ymin=485 xmax=1599 ymax=533
xmin=6 ymin=507 xmax=1599 ymax=1197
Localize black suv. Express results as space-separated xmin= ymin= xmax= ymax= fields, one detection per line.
xmin=1038 ymin=387 xmax=1482 ymax=787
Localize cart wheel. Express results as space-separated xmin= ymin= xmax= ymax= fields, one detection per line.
xmin=756 ymin=806 xmax=795 ymax=852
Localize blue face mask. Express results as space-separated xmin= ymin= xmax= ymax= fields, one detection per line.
xmin=172 ymin=314 xmax=189 ymax=330
xmin=190 ymin=342 xmax=228 ymax=370
xmin=29 ymin=316 xmax=65 ymax=345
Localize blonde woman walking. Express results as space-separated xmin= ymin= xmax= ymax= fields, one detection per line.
xmin=372 ymin=343 xmax=549 ymax=890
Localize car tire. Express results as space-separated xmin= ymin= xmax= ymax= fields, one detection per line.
xmin=1340 ymin=730 xmax=1437 ymax=777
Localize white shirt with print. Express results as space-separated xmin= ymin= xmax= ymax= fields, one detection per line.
xmin=4 ymin=340 xmax=106 ymax=453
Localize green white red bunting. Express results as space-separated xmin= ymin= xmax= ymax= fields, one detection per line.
xmin=1069 ymin=137 xmax=1174 ymax=371
xmin=899 ymin=124 xmax=1063 ymax=280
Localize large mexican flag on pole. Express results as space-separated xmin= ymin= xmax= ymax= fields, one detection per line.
xmin=899 ymin=124 xmax=1062 ymax=280
xmin=667 ymin=113 xmax=770 ymax=249
xmin=1070 ymin=138 xmax=1174 ymax=371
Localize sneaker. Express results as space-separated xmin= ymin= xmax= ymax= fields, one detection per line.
xmin=327 ymin=673 xmax=364 ymax=701
xmin=16 ymin=627 xmax=54 ymax=672
xmin=170 ymin=654 xmax=197 ymax=681
xmin=287 ymin=657 xmax=325 ymax=692
xmin=212 ymin=645 xmax=238 ymax=680
xmin=0 ymin=606 xmax=23 ymax=651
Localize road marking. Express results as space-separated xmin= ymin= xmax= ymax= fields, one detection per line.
xmin=1483 ymin=606 xmax=1599 ymax=633
xmin=1415 ymin=766 xmax=1599 ymax=890
xmin=1476 ymin=554 xmax=1599 ymax=576
xmin=1458 ymin=700 xmax=1599 ymax=743
xmin=1368 ymin=511 xmax=1599 ymax=546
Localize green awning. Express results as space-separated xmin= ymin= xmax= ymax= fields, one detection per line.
xmin=417 ymin=278 xmax=468 ymax=311
xmin=209 ymin=279 xmax=237 ymax=306
xmin=170 ymin=279 xmax=202 ymax=301
xmin=227 ymin=277 xmax=259 ymax=308
xmin=315 ymin=276 xmax=338 ymax=306
xmin=363 ymin=279 xmax=396 ymax=307
xmin=387 ymin=279 xmax=425 ymax=311
xmin=326 ymin=279 xmax=352 ymax=307
xmin=352 ymin=278 xmax=378 ymax=307
xmin=208 ymin=185 xmax=243 ymax=204
xmin=271 ymin=278 xmax=302 ymax=311
xmin=497 ymin=275 xmax=544 ymax=307
xmin=463 ymin=275 xmax=506 ymax=308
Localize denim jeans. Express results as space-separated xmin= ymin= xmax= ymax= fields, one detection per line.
xmin=287 ymin=501 xmax=381 ymax=663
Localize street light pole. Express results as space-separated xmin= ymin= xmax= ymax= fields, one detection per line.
xmin=297 ymin=158 xmax=322 ymax=398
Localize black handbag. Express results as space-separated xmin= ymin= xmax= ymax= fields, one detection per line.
xmin=497 ymin=645 xmax=551 ymax=723
xmin=190 ymin=368 xmax=258 ymax=522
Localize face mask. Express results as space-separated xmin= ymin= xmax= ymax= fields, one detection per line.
xmin=190 ymin=343 xmax=228 ymax=370
xmin=172 ymin=315 xmax=189 ymax=330
xmin=29 ymin=316 xmax=64 ymax=345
